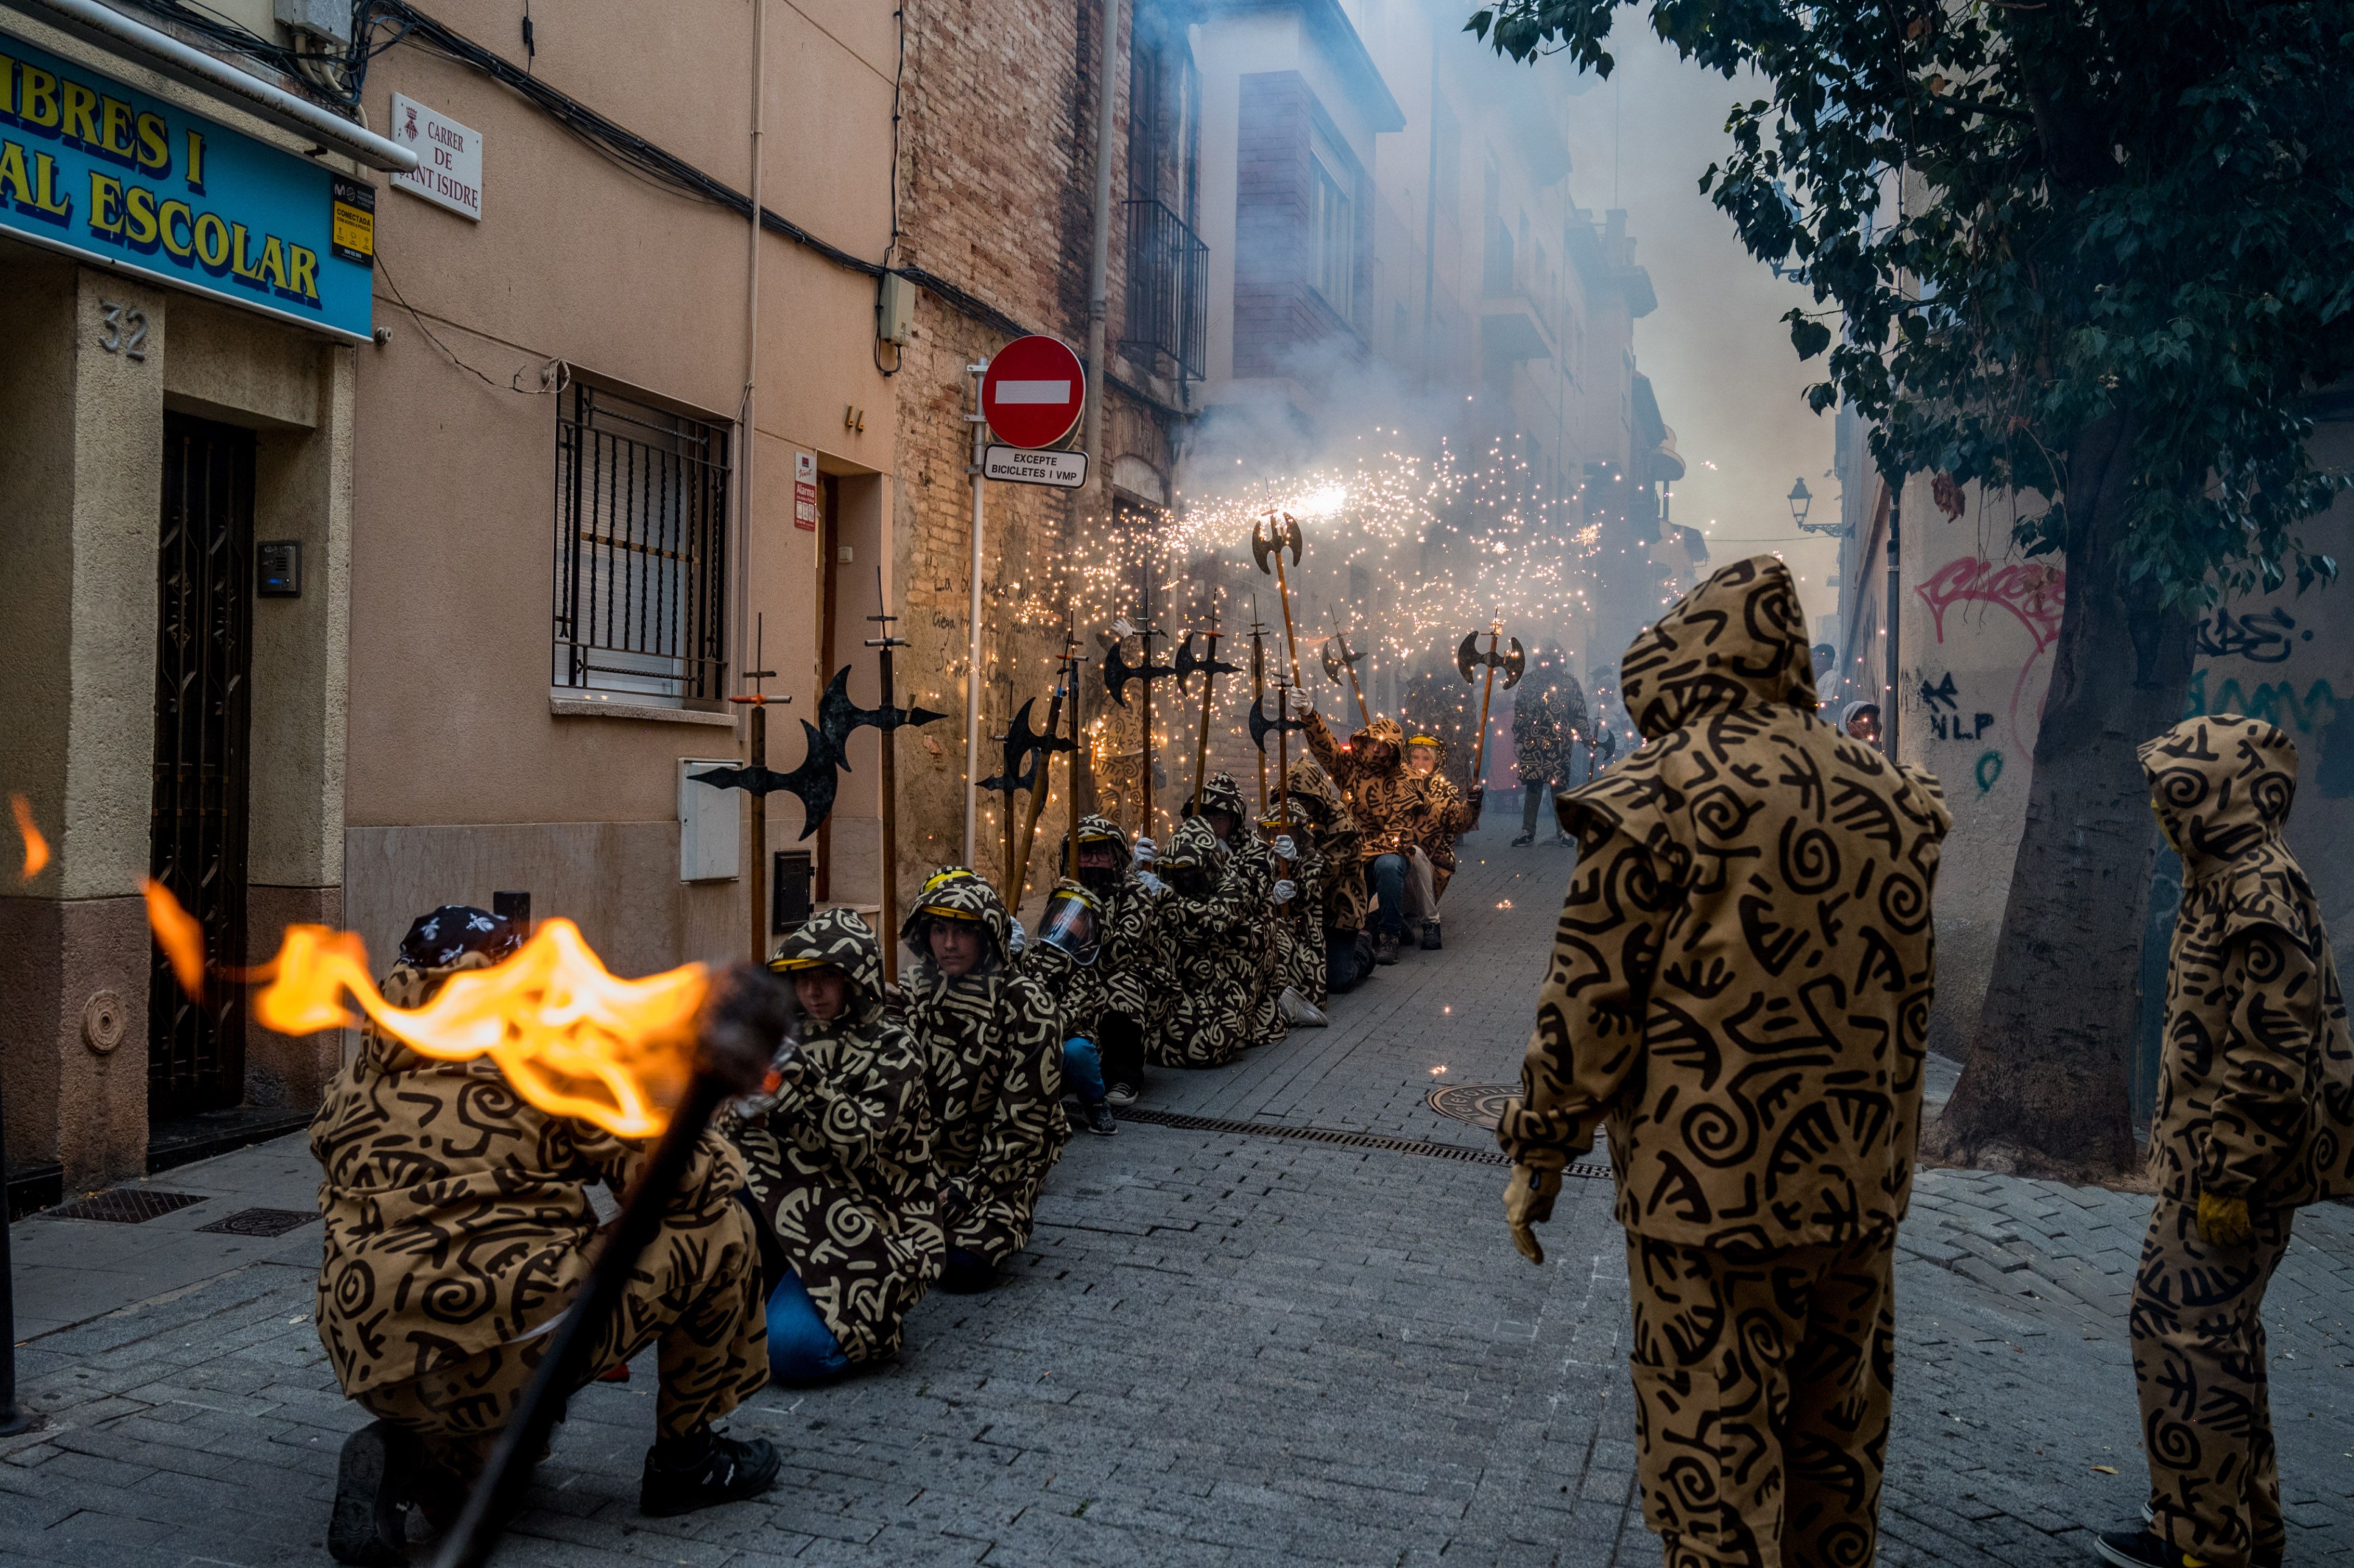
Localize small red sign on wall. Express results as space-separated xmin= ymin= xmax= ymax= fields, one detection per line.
xmin=794 ymin=451 xmax=818 ymax=532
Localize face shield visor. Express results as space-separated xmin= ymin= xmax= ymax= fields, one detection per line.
xmin=1036 ymin=887 xmax=1102 ymax=965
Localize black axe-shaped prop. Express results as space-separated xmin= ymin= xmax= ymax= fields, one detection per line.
xmin=1251 ymin=511 xmax=1305 ymax=689
xmin=1175 ymin=625 xmax=1238 ymax=814
xmin=690 ymin=721 xmax=842 ymax=842
xmin=1456 ymin=623 xmax=1524 ymax=793
xmin=977 ymin=696 xmax=1067 ymax=796
xmin=1248 ymin=690 xmax=1306 ymax=753
xmin=1173 ymin=629 xmax=1239 ymax=692
xmin=818 ymin=664 xmax=951 ymax=747
xmin=1102 ymin=632 xmax=1178 ymax=708
xmin=1320 ymin=618 xmax=1369 ymax=729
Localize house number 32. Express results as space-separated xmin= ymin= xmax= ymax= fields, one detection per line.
xmin=98 ymin=302 xmax=149 ymax=362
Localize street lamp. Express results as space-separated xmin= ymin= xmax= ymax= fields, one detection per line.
xmin=1790 ymin=475 xmax=1851 ymax=538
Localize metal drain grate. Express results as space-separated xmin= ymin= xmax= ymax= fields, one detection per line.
xmin=43 ymin=1187 xmax=208 ymax=1223
xmin=195 ymin=1207 xmax=320 ymax=1237
xmin=1117 ymin=1106 xmax=1610 ymax=1179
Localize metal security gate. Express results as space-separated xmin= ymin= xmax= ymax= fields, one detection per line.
xmin=149 ymin=413 xmax=255 ymax=1117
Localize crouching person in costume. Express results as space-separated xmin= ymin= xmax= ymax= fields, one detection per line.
xmin=1146 ymin=816 xmax=1259 ymax=1068
xmin=1403 ymin=732 xmax=1482 ymax=951
xmin=901 ymin=868 xmax=1066 ymax=1294
xmin=1263 ymin=796 xmax=1328 ymax=1025
xmin=1014 ymin=880 xmax=1124 ymax=1135
xmin=2093 ymin=717 xmax=2354 ymax=1568
xmin=1288 ymin=757 xmax=1372 ymax=995
xmin=1067 ymin=814 xmax=1171 ymax=1106
xmin=1498 ymin=557 xmax=1951 ymax=1568
xmin=728 ymin=909 xmax=944 ymax=1388
xmin=1302 ymin=710 xmax=1427 ymax=966
xmin=1184 ymin=772 xmax=1287 ymax=1048
xmin=316 ymin=907 xmax=774 ymax=1564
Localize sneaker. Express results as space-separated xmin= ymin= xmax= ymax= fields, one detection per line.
xmin=1083 ymin=1101 xmax=1117 ymax=1136
xmin=328 ymin=1421 xmax=415 ymax=1566
xmin=2126 ymin=1507 xmax=2281 ymax=1568
xmin=1105 ymin=1082 xmax=1139 ymax=1108
xmin=1420 ymin=921 xmax=1443 ymax=951
xmin=1375 ymin=932 xmax=1402 ymax=966
xmin=2091 ymin=1529 xmax=2207 ymax=1568
xmin=1277 ymin=987 xmax=1329 ymax=1027
xmin=1510 ymin=832 xmax=1534 ymax=847
xmin=639 ymin=1430 xmax=781 ymax=1519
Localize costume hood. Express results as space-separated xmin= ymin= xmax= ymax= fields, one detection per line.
xmin=1159 ymin=815 xmax=1224 ymax=873
xmin=1066 ymin=813 xmax=1133 ymax=872
xmin=1188 ymin=771 xmax=1250 ymax=822
xmin=2139 ymin=715 xmax=2299 ymax=881
xmin=1285 ymin=757 xmax=1351 ymax=829
xmin=899 ymin=866 xmax=1012 ymax=966
xmin=1618 ymin=554 xmax=1819 ymax=741
xmin=769 ymin=906 xmax=886 ymax=1022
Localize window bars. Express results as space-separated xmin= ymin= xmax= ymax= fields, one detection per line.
xmin=552 ymin=382 xmax=730 ymax=707
xmin=1121 ymin=198 xmax=1207 ymax=383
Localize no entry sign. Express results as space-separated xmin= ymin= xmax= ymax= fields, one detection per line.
xmin=980 ymin=335 xmax=1087 ymax=449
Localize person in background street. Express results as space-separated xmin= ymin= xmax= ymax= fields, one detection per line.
xmin=1184 ymin=771 xmax=1288 ymax=1048
xmin=1402 ymin=732 xmax=1482 ymax=950
xmin=900 ymin=868 xmax=1067 ymax=1294
xmin=1066 ymin=814 xmax=1168 ymax=1107
xmin=1287 ymin=755 xmax=1374 ymax=995
xmin=313 ymin=907 xmax=776 ymax=1562
xmin=1498 ymin=556 xmax=1952 ymax=1568
xmin=2094 ymin=716 xmax=2354 ymax=1568
xmin=1146 ymin=816 xmax=1261 ymax=1068
xmin=1840 ymin=699 xmax=1882 ymax=746
xmin=1015 ymin=880 xmax=1120 ymax=1136
xmin=727 ymin=909 xmax=944 ymax=1387
xmin=1301 ymin=710 xmax=1429 ymax=966
xmin=1263 ymin=800 xmax=1329 ymax=1026
xmin=1509 ymin=649 xmax=1582 ymax=848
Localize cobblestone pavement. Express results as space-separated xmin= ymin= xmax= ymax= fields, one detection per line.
xmin=5 ymin=830 xmax=2350 ymax=1567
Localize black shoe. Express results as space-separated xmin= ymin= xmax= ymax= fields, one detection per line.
xmin=1083 ymin=1100 xmax=1117 ymax=1136
xmin=1510 ymin=832 xmax=1534 ymax=846
xmin=1374 ymin=933 xmax=1402 ymax=965
xmin=1105 ymin=1081 xmax=1139 ymax=1108
xmin=1420 ymin=921 xmax=1443 ymax=951
xmin=639 ymin=1430 xmax=781 ymax=1519
xmin=329 ymin=1421 xmax=415 ymax=1566
xmin=2091 ymin=1530 xmax=2209 ymax=1568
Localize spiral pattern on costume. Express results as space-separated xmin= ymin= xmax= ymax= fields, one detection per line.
xmin=1683 ymin=1100 xmax=1759 ymax=1168
xmin=1778 ymin=821 xmax=1841 ymax=895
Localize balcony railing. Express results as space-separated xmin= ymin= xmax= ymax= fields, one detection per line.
xmin=1122 ymin=198 xmax=1207 ymax=383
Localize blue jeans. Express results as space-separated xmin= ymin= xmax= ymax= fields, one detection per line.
xmin=764 ymin=1269 xmax=850 ymax=1385
xmin=1061 ymin=1037 xmax=1106 ymax=1107
xmin=1369 ymin=852 xmax=1408 ymax=938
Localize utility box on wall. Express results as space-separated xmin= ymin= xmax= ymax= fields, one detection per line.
xmin=677 ymin=760 xmax=741 ymax=882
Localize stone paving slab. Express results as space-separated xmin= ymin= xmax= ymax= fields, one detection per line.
xmin=4 ymin=828 xmax=2350 ymax=1566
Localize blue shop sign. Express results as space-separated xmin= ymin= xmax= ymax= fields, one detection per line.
xmin=0 ymin=32 xmax=372 ymax=342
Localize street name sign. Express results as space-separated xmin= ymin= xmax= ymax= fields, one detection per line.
xmin=388 ymin=93 xmax=482 ymax=220
xmin=984 ymin=445 xmax=1088 ymax=489
xmin=980 ymin=334 xmax=1086 ymax=448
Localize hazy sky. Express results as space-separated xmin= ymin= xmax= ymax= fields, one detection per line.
xmin=1557 ymin=31 xmax=1845 ymax=627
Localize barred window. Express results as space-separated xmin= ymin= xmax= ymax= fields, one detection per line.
xmin=551 ymin=380 xmax=730 ymax=707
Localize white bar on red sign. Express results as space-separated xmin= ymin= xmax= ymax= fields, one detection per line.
xmin=993 ymin=381 xmax=1072 ymax=404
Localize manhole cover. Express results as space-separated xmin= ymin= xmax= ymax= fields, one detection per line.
xmin=195 ymin=1207 xmax=320 ymax=1237
xmin=43 ymin=1187 xmax=207 ymax=1224
xmin=1425 ymin=1083 xmax=1521 ymax=1131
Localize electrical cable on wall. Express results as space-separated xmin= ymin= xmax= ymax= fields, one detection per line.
xmin=375 ymin=247 xmax=565 ymax=396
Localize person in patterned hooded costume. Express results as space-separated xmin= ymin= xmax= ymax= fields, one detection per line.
xmin=899 ymin=867 xmax=1067 ymax=1294
xmin=1184 ymin=770 xmax=1289 ymax=1048
xmin=1402 ymin=731 xmax=1483 ymax=949
xmin=1302 ymin=711 xmax=1443 ymax=964
xmin=313 ymin=907 xmax=776 ymax=1562
xmin=1016 ymin=879 xmax=1124 ymax=1136
xmin=726 ymin=908 xmax=943 ymax=1387
xmin=2093 ymin=717 xmax=2354 ymax=1568
xmin=1146 ymin=816 xmax=1263 ymax=1068
xmin=1498 ymin=555 xmax=1952 ymax=1568
xmin=1063 ymin=813 xmax=1170 ymax=1106
xmin=1288 ymin=755 xmax=1372 ymax=995
xmin=1510 ymin=648 xmax=1583 ymax=847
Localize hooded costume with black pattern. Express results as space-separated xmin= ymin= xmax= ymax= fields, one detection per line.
xmin=2125 ymin=716 xmax=2353 ymax=1568
xmin=1146 ymin=817 xmax=1262 ymax=1067
xmin=1187 ymin=771 xmax=1286 ymax=1047
xmin=1498 ymin=555 xmax=1951 ymax=1568
xmin=311 ymin=911 xmax=765 ymax=1479
xmin=726 ymin=909 xmax=944 ymax=1368
xmin=899 ymin=869 xmax=1068 ymax=1266
xmin=1061 ymin=813 xmax=1171 ymax=1043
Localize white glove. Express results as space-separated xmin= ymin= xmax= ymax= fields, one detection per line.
xmin=1272 ymin=834 xmax=1298 ymax=861
xmin=1272 ymin=879 xmax=1297 ymax=905
xmin=1133 ymin=869 xmax=1168 ymax=899
xmin=1008 ymin=917 xmax=1027 ymax=956
xmin=1132 ymin=836 xmax=1156 ymax=867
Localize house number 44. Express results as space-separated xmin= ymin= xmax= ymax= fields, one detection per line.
xmin=98 ymin=302 xmax=149 ymax=362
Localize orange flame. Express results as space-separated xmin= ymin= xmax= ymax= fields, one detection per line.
xmin=142 ymin=876 xmax=206 ymax=1001
xmin=253 ymin=919 xmax=709 ymax=1138
xmin=10 ymin=793 xmax=47 ymax=879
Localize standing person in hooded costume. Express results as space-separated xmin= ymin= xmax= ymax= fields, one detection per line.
xmin=1183 ymin=770 xmax=1291 ymax=1048
xmin=1288 ymin=755 xmax=1373 ymax=995
xmin=1302 ymin=711 xmax=1436 ymax=965
xmin=1498 ymin=556 xmax=1952 ymax=1568
xmin=899 ymin=868 xmax=1067 ymax=1295
xmin=2091 ymin=716 xmax=2354 ymax=1568
xmin=1402 ymin=731 xmax=1483 ymax=949
xmin=313 ymin=908 xmax=777 ymax=1563
xmin=1015 ymin=878 xmax=1123 ymax=1136
xmin=1063 ymin=813 xmax=1170 ymax=1107
xmin=726 ymin=909 xmax=944 ymax=1388
xmin=1146 ymin=815 xmax=1261 ymax=1068
xmin=1510 ymin=649 xmax=1583 ymax=847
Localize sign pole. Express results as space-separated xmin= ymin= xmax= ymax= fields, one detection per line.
xmin=964 ymin=358 xmax=988 ymax=870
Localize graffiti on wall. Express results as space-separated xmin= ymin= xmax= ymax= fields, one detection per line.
xmin=2194 ymin=604 xmax=2311 ymax=665
xmin=1916 ymin=557 xmax=2068 ymax=651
